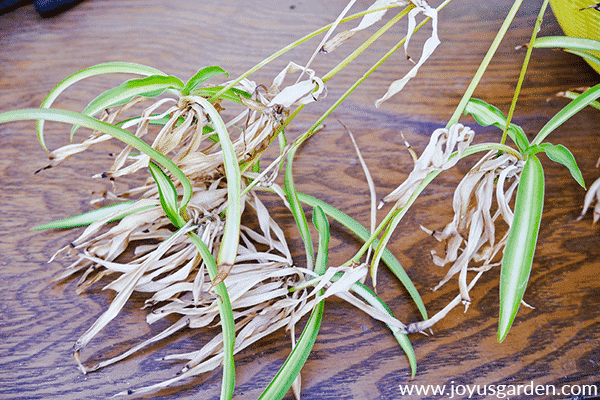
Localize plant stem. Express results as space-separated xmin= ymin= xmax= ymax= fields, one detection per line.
xmin=321 ymin=5 xmax=414 ymax=83
xmin=447 ymin=0 xmax=525 ymax=128
xmin=290 ymin=0 xmax=453 ymax=154
xmin=239 ymin=4 xmax=417 ymax=176
xmin=243 ymin=0 xmax=452 ymax=184
xmin=501 ymin=0 xmax=551 ymax=145
xmin=208 ymin=5 xmax=402 ymax=103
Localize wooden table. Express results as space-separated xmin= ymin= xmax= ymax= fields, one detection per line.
xmin=1 ymin=0 xmax=599 ymax=399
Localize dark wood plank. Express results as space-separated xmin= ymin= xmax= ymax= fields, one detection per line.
xmin=1 ymin=0 xmax=599 ymax=399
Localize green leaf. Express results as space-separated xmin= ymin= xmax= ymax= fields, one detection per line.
xmin=148 ymin=161 xmax=186 ymax=227
xmin=85 ymin=74 xmax=185 ymax=113
xmin=564 ymin=49 xmax=600 ymax=69
xmin=37 ymin=62 xmax=166 ymax=151
xmin=345 ymin=278 xmax=416 ymax=378
xmin=190 ymin=96 xmax=242 ymax=272
xmin=258 ymin=206 xmax=330 ymax=400
xmin=30 ymin=200 xmax=149 ymax=230
xmin=251 ymin=160 xmax=261 ymax=174
xmin=72 ymin=74 xmax=185 ymax=139
xmin=187 ymin=232 xmax=236 ymax=400
xmin=115 ymin=114 xmax=186 ymax=129
xmin=184 ymin=98 xmax=240 ymax=400
xmin=558 ymin=91 xmax=600 ymax=111
xmin=312 ymin=205 xmax=330 ymax=275
xmin=182 ymin=66 xmax=228 ymax=95
xmin=258 ymin=300 xmax=324 ymax=400
xmin=200 ymin=125 xmax=220 ymax=143
xmin=176 ymin=96 xmax=240 ymax=400
xmin=192 ymin=86 xmax=252 ymax=104
xmin=532 ymin=83 xmax=600 ymax=145
xmin=464 ymin=98 xmax=529 ymax=152
xmin=284 ymin=147 xmax=315 ymax=271
xmin=0 ymin=108 xmax=193 ymax=219
xmin=498 ymin=154 xmax=544 ymax=342
xmin=539 ymin=143 xmax=585 ymax=188
xmin=296 ymin=191 xmax=428 ymax=321
xmin=533 ymin=35 xmax=600 ymax=53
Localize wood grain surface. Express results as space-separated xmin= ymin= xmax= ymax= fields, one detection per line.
xmin=1 ymin=0 xmax=599 ymax=399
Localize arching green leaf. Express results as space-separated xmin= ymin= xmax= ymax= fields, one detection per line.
xmin=532 ymin=83 xmax=600 ymax=145
xmin=37 ymin=62 xmax=166 ymax=151
xmin=31 ymin=201 xmax=146 ymax=230
xmin=533 ymin=35 xmax=600 ymax=53
xmin=0 ymin=108 xmax=192 ymax=218
xmin=540 ymin=143 xmax=585 ymax=188
xmin=148 ymin=161 xmax=186 ymax=227
xmin=464 ymin=98 xmax=529 ymax=152
xmin=182 ymin=66 xmax=228 ymax=95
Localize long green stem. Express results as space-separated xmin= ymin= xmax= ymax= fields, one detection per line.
xmin=447 ymin=0 xmax=525 ymax=128
xmin=240 ymin=5 xmax=417 ymax=177
xmin=501 ymin=0 xmax=551 ymax=145
xmin=208 ymin=5 xmax=403 ymax=102
xmin=290 ymin=0 xmax=453 ymax=154
xmin=243 ymin=0 xmax=451 ymax=189
xmin=238 ymin=0 xmax=451 ymax=169
xmin=321 ymin=5 xmax=414 ymax=83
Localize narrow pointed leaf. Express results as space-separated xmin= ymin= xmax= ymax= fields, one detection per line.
xmin=188 ymin=233 xmax=236 ymax=400
xmin=258 ymin=301 xmax=323 ymax=400
xmin=345 ymin=278 xmax=416 ymax=378
xmin=31 ymin=200 xmax=147 ymax=230
xmin=185 ymin=96 xmax=241 ymax=400
xmin=37 ymin=62 xmax=166 ymax=151
xmin=312 ymin=205 xmax=330 ymax=275
xmin=148 ymin=161 xmax=186 ymax=227
xmin=464 ymin=98 xmax=529 ymax=151
xmin=539 ymin=143 xmax=585 ymax=188
xmin=72 ymin=75 xmax=185 ymax=139
xmin=190 ymin=96 xmax=242 ymax=269
xmin=498 ymin=155 xmax=544 ymax=342
xmin=182 ymin=66 xmax=228 ymax=95
xmin=532 ymin=83 xmax=600 ymax=145
xmin=0 ymin=108 xmax=192 ymax=218
xmin=258 ymin=206 xmax=329 ymax=400
xmin=82 ymin=75 xmax=185 ymax=116
xmin=115 ymin=114 xmax=186 ymax=129
xmin=533 ymin=35 xmax=600 ymax=53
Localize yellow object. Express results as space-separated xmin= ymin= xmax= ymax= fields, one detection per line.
xmin=549 ymin=0 xmax=600 ymax=74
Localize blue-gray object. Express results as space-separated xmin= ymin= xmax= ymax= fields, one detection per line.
xmin=0 ymin=0 xmax=83 ymax=16
xmin=34 ymin=0 xmax=84 ymax=16
xmin=0 ymin=0 xmax=33 ymax=15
